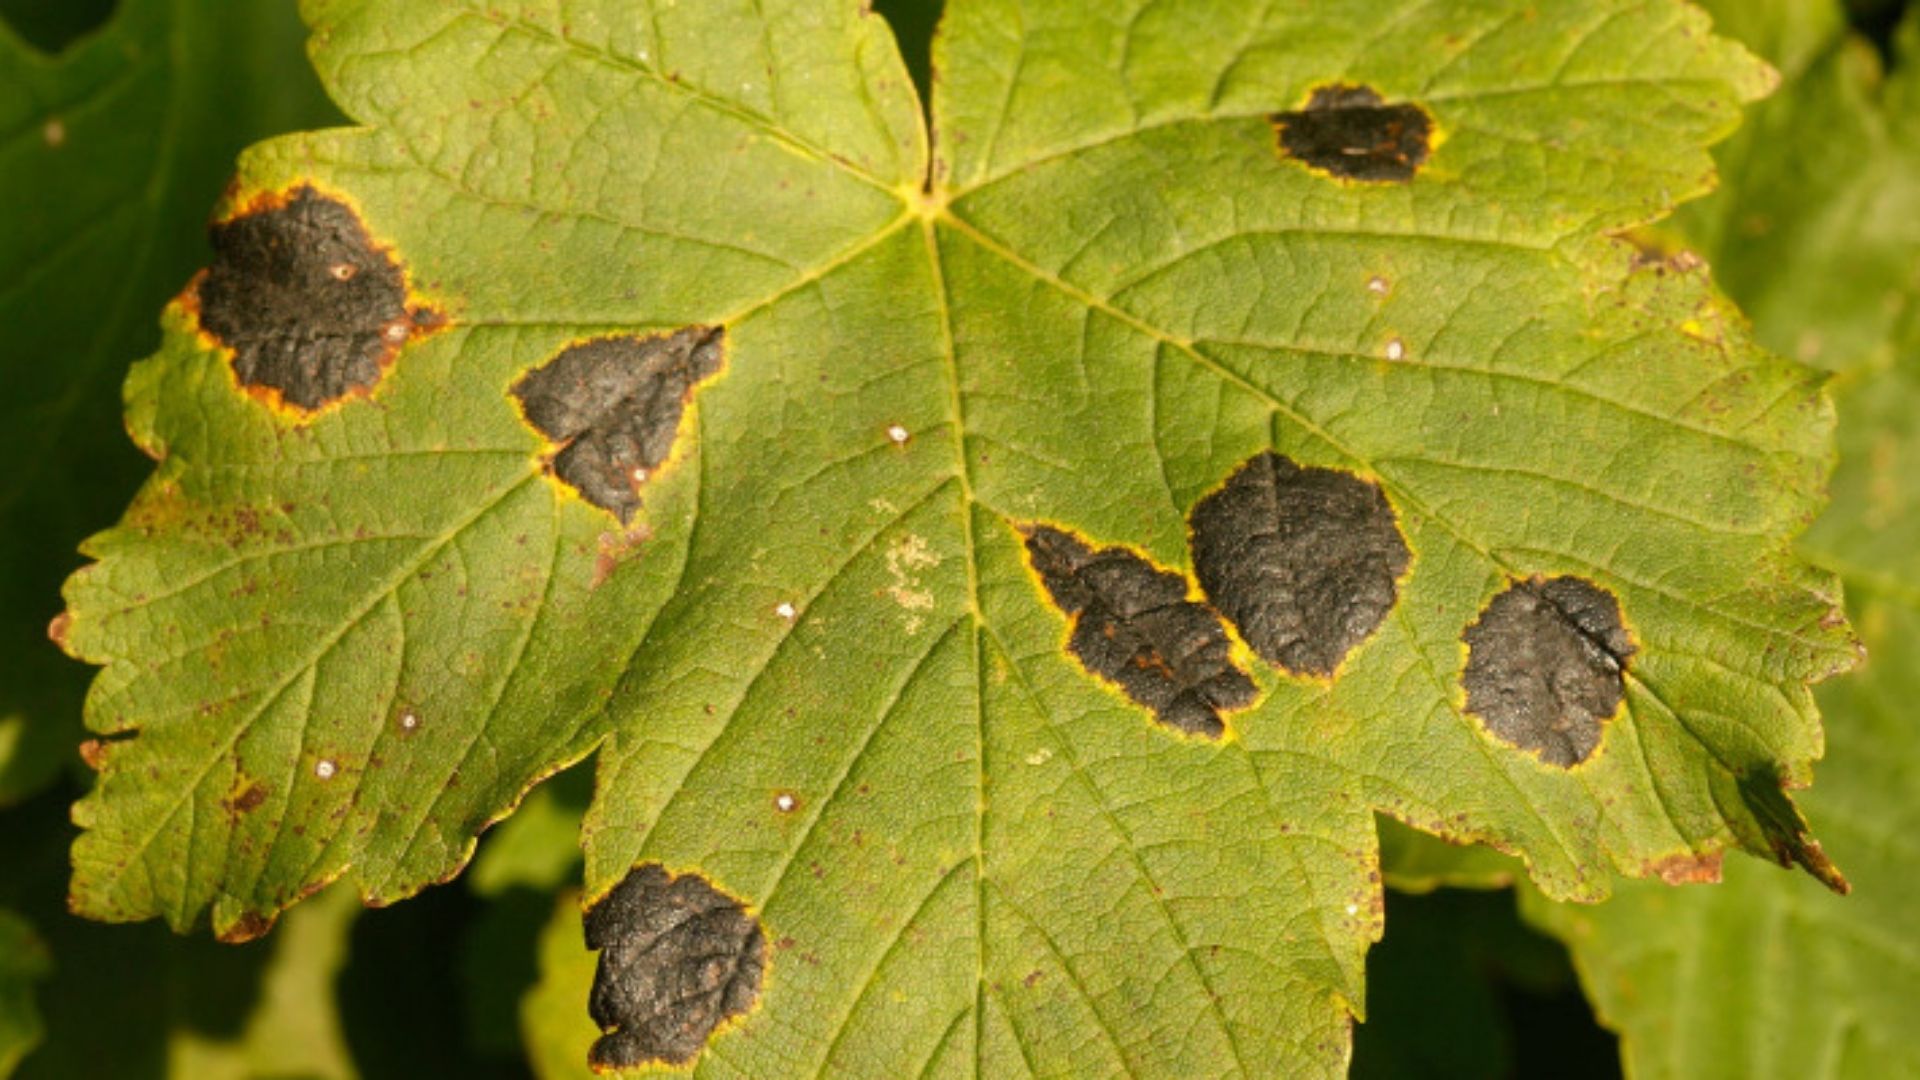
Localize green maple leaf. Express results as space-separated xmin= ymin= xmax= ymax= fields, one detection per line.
xmin=1519 ymin=5 xmax=1920 ymax=1076
xmin=54 ymin=1 xmax=1860 ymax=1073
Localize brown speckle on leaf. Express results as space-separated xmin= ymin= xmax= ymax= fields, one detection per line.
xmin=224 ymin=779 xmax=269 ymax=817
xmin=1649 ymin=850 xmax=1723 ymax=885
xmin=77 ymin=739 xmax=107 ymax=771
xmin=46 ymin=610 xmax=71 ymax=651
xmin=217 ymin=909 xmax=276 ymax=944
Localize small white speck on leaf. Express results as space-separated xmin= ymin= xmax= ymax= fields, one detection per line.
xmin=1345 ymin=903 xmax=1358 ymax=916
xmin=1384 ymin=338 xmax=1406 ymax=362
xmin=1025 ymin=748 xmax=1052 ymax=766
xmin=400 ymin=711 xmax=419 ymax=731
xmin=380 ymin=320 xmax=409 ymax=344
xmin=775 ymin=602 xmax=796 ymax=620
xmin=328 ymin=262 xmax=356 ymax=281
xmin=315 ymin=759 xmax=337 ymax=780
xmin=630 ymin=466 xmax=649 ymax=484
xmin=1366 ymin=276 xmax=1389 ymax=296
xmin=775 ymin=793 xmax=797 ymax=812
xmin=887 ymin=424 xmax=910 ymax=445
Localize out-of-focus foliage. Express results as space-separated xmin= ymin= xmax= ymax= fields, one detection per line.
xmin=0 ymin=787 xmax=355 ymax=1080
xmin=1351 ymin=888 xmax=1618 ymax=1080
xmin=0 ymin=911 xmax=48 ymax=1077
xmin=0 ymin=0 xmax=340 ymax=802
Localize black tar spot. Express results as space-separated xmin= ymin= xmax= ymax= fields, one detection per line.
xmin=1461 ymin=576 xmax=1635 ymax=768
xmin=1023 ymin=525 xmax=1255 ymax=738
xmin=1189 ymin=452 xmax=1410 ymax=678
xmin=585 ymin=864 xmax=766 ymax=1070
xmin=1273 ymin=84 xmax=1433 ymax=182
xmin=511 ymin=327 xmax=724 ymax=523
xmin=1737 ymin=765 xmax=1850 ymax=895
xmin=196 ymin=187 xmax=415 ymax=411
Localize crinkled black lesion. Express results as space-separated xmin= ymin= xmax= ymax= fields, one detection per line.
xmin=196 ymin=186 xmax=415 ymax=410
xmin=1460 ymin=576 xmax=1636 ymax=768
xmin=1738 ymin=764 xmax=1850 ymax=895
xmin=1272 ymin=83 xmax=1433 ymax=182
xmin=1022 ymin=525 xmax=1256 ymax=738
xmin=584 ymin=863 xmax=766 ymax=1071
xmin=1189 ymin=452 xmax=1411 ymax=679
xmin=511 ymin=327 xmax=724 ymax=523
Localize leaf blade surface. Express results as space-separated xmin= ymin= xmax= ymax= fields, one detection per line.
xmin=56 ymin=2 xmax=1859 ymax=1073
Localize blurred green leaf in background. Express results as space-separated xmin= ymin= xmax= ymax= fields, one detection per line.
xmin=0 ymin=0 xmax=341 ymax=800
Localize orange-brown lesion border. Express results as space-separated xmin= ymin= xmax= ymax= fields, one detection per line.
xmin=171 ymin=178 xmax=451 ymax=422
